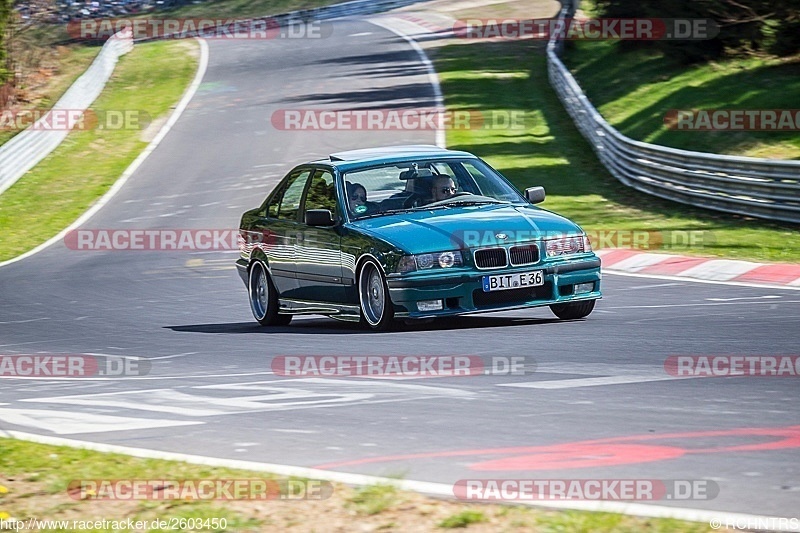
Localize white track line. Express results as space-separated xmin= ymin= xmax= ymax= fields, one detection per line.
xmin=497 ymin=374 xmax=682 ymax=389
xmin=0 ymin=38 xmax=209 ymax=269
xmin=367 ymin=18 xmax=446 ymax=148
xmin=0 ymin=370 xmax=276 ymax=382
xmin=1 ymin=431 xmax=797 ymax=530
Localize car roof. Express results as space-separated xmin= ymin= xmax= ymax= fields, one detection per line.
xmin=309 ymin=145 xmax=476 ymax=172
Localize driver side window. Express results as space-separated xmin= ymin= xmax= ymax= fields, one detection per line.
xmin=303 ymin=170 xmax=338 ymax=215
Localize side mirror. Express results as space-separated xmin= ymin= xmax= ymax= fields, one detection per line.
xmin=525 ymin=186 xmax=546 ymax=204
xmin=305 ymin=209 xmax=336 ymax=226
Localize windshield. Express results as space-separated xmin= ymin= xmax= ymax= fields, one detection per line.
xmin=342 ymin=158 xmax=525 ymax=219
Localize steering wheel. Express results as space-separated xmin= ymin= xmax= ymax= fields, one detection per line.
xmin=402 ymin=194 xmax=426 ymax=208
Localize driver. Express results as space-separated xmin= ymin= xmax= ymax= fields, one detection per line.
xmin=431 ymin=175 xmax=457 ymax=202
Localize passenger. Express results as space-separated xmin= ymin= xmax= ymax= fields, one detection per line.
xmin=347 ymin=182 xmax=378 ymax=215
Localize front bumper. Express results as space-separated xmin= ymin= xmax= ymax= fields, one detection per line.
xmin=386 ymin=257 xmax=601 ymax=319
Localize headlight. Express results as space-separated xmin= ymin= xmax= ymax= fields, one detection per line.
xmin=397 ymin=251 xmax=464 ymax=273
xmin=545 ymin=234 xmax=591 ymax=258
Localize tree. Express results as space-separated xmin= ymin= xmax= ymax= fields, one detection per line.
xmin=0 ymin=0 xmax=9 ymax=84
xmin=594 ymin=0 xmax=799 ymax=63
xmin=770 ymin=0 xmax=800 ymax=55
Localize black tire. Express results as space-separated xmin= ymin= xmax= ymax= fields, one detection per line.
xmin=550 ymin=300 xmax=596 ymax=320
xmin=358 ymin=259 xmax=395 ymax=331
xmin=248 ymin=261 xmax=292 ymax=326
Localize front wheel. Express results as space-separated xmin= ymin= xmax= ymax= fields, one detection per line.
xmin=550 ymin=300 xmax=596 ymax=320
xmin=358 ymin=260 xmax=395 ymax=331
xmin=249 ymin=261 xmax=292 ymax=326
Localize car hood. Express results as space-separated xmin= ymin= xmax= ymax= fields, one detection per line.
xmin=348 ymin=204 xmax=584 ymax=254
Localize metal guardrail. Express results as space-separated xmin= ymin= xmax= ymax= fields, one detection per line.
xmin=0 ymin=28 xmax=134 ymax=196
xmin=0 ymin=0 xmax=428 ymax=197
xmin=547 ymin=1 xmax=800 ymax=224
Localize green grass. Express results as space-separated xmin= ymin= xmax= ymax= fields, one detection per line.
xmin=0 ymin=39 xmax=198 ymax=262
xmin=564 ymin=40 xmax=800 ymax=159
xmin=346 ymin=483 xmax=400 ymax=516
xmin=434 ymin=39 xmax=800 ymax=262
xmin=0 ymin=438 xmax=715 ymax=532
xmin=438 ymin=509 xmax=487 ymax=528
xmin=532 ymin=510 xmax=710 ymax=533
xmin=0 ymin=439 xmax=271 ymax=531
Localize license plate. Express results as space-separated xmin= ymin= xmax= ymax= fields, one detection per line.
xmin=482 ymin=270 xmax=544 ymax=292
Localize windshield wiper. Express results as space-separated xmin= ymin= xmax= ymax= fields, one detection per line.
xmin=353 ymin=208 xmax=417 ymax=219
xmin=428 ymin=198 xmax=508 ymax=208
xmin=447 ymin=199 xmax=505 ymax=206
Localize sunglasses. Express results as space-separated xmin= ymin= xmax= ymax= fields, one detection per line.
xmin=351 ymin=193 xmax=366 ymax=201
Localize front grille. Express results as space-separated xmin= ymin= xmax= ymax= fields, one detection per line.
xmin=509 ymin=244 xmax=539 ymax=266
xmin=474 ymin=248 xmax=507 ymax=269
xmin=472 ymin=282 xmax=551 ymax=308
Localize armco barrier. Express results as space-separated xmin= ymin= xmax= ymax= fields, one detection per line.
xmin=0 ymin=29 xmax=133 ymax=196
xmin=0 ymin=0 xmax=427 ymax=196
xmin=547 ymin=1 xmax=800 ymax=224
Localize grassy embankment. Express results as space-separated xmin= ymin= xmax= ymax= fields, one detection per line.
xmin=434 ymin=31 xmax=799 ymax=262
xmin=0 ymin=438 xmax=713 ymax=532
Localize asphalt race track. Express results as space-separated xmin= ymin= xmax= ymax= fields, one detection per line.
xmin=1 ymin=18 xmax=799 ymax=521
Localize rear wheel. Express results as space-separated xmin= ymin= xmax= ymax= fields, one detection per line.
xmin=358 ymin=259 xmax=395 ymax=331
xmin=550 ymin=300 xmax=595 ymax=320
xmin=249 ymin=261 xmax=292 ymax=326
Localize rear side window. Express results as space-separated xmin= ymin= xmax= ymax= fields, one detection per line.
xmin=268 ymin=169 xmax=312 ymax=220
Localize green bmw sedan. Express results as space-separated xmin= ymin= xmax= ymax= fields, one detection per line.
xmin=236 ymin=145 xmax=601 ymax=330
